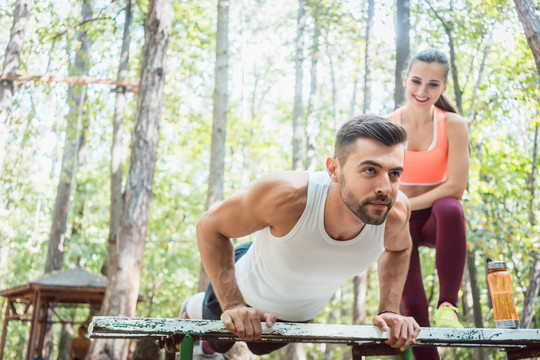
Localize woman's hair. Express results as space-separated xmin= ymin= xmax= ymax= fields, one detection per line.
xmin=406 ymin=49 xmax=458 ymax=114
xmin=334 ymin=114 xmax=407 ymax=164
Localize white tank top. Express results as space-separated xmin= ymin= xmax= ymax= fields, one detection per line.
xmin=235 ymin=171 xmax=386 ymax=321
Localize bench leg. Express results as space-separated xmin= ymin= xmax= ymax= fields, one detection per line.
xmin=179 ymin=334 xmax=194 ymax=360
xmin=402 ymin=347 xmax=413 ymax=360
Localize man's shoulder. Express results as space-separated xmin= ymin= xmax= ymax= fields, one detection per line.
xmin=253 ymin=171 xmax=310 ymax=198
xmin=249 ymin=171 xmax=310 ymax=229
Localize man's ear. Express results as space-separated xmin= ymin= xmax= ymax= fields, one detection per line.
xmin=326 ymin=157 xmax=339 ymax=183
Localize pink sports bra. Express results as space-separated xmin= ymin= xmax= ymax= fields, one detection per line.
xmin=391 ymin=107 xmax=448 ymax=186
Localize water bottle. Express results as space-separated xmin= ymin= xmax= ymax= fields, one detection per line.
xmin=487 ymin=259 xmax=519 ymax=329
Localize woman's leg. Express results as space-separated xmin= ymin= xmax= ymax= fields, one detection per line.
xmin=401 ymin=208 xmax=440 ymax=359
xmin=401 ymin=242 xmax=440 ymax=360
xmin=423 ymin=197 xmax=467 ymax=306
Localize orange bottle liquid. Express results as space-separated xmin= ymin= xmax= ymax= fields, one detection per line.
xmin=487 ymin=260 xmax=519 ymax=328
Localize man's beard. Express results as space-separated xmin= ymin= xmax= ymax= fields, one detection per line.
xmin=339 ymin=184 xmax=394 ymax=225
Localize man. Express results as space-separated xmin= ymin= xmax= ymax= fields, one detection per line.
xmin=184 ymin=114 xmax=420 ymax=356
xmin=69 ymin=326 xmax=91 ymax=360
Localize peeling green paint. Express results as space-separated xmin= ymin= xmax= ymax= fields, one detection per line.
xmin=88 ymin=316 xmax=540 ymax=351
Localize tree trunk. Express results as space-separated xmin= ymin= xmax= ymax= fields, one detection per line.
xmin=521 ymin=122 xmax=539 ymax=328
xmin=44 ymin=0 xmax=92 ymax=274
xmin=394 ymin=0 xmax=409 ymax=109
xmin=292 ymin=0 xmax=306 ymax=171
xmin=362 ymin=0 xmax=374 ymax=114
xmin=198 ymin=0 xmax=230 ymax=294
xmin=324 ymin=291 xmax=341 ymax=359
xmin=285 ymin=342 xmax=306 ymax=360
xmin=447 ymin=31 xmax=462 ymax=114
xmin=427 ymin=2 xmax=463 ymax=113
xmin=107 ymin=0 xmax=133 ymax=280
xmin=0 ymin=0 xmax=33 ymax=175
xmin=462 ymin=250 xmax=489 ymax=360
xmin=513 ymin=0 xmax=540 ymax=74
xmin=89 ymin=1 xmax=173 ymax=359
xmin=57 ymin=321 xmax=74 ymax=360
xmin=349 ymin=47 xmax=361 ymax=119
xmin=305 ymin=17 xmax=319 ymax=171
xmin=326 ymin=45 xmax=338 ymax=131
xmin=41 ymin=4 xmax=92 ymax=357
xmin=0 ymin=0 xmax=33 ymax=288
xmin=512 ymin=0 xmax=540 ymax=328
xmin=353 ymin=270 xmax=369 ymax=325
xmin=522 ymin=252 xmax=540 ymax=328
xmin=468 ymin=33 xmax=491 ymax=125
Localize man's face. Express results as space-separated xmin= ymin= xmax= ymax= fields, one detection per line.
xmin=336 ymin=138 xmax=405 ymax=224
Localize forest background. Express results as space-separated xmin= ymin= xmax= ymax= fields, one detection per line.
xmin=0 ymin=0 xmax=538 ymax=359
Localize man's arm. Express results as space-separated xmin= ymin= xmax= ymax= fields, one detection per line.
xmin=196 ymin=171 xmax=308 ymax=341
xmin=372 ymin=191 xmax=420 ymax=352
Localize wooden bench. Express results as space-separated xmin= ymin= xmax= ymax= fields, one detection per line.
xmin=88 ymin=316 xmax=540 ymax=359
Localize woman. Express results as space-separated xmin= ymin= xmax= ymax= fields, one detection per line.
xmin=390 ymin=49 xmax=469 ymax=360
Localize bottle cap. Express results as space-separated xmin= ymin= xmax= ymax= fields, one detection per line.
xmin=488 ymin=260 xmax=506 ymax=270
xmin=496 ymin=319 xmax=519 ymax=329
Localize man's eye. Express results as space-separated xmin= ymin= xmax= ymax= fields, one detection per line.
xmin=364 ymin=168 xmax=375 ymax=174
xmin=390 ymin=172 xmax=401 ymax=178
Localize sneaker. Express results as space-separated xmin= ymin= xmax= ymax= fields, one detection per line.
xmin=192 ymin=340 xmax=225 ymax=359
xmin=434 ymin=302 xmax=464 ymax=328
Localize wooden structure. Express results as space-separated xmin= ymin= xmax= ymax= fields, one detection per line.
xmin=0 ymin=267 xmax=144 ymax=360
xmin=89 ymin=317 xmax=540 ymax=360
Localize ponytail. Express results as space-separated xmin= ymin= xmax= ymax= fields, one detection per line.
xmin=435 ymin=94 xmax=458 ymax=114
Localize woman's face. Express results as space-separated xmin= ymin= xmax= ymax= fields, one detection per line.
xmin=403 ymin=61 xmax=447 ymax=108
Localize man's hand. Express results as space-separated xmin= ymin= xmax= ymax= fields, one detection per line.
xmin=372 ymin=312 xmax=420 ymax=352
xmin=221 ymin=305 xmax=277 ymax=341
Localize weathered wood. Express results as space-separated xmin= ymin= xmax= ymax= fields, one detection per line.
xmin=88 ymin=317 xmax=540 ymax=349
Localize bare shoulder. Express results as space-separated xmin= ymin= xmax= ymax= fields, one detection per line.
xmin=444 ymin=112 xmax=469 ymax=131
xmin=444 ymin=112 xmax=469 ymax=148
xmin=384 ymin=191 xmax=411 ymax=239
xmin=245 ymin=171 xmax=309 ymax=224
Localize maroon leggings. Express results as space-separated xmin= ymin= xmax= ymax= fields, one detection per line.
xmin=401 ymin=197 xmax=467 ymax=360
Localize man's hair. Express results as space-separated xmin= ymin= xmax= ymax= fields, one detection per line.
xmin=334 ymin=114 xmax=407 ymax=164
xmin=78 ymin=326 xmax=88 ymax=332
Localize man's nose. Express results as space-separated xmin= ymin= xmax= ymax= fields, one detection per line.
xmin=375 ymin=174 xmax=392 ymax=194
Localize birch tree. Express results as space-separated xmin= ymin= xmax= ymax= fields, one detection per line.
xmin=107 ymin=0 xmax=133 ymax=280
xmin=44 ymin=0 xmax=92 ymax=274
xmin=362 ymin=0 xmax=374 ymax=114
xmin=292 ymin=0 xmax=306 ymax=171
xmin=506 ymin=0 xmax=539 ymax=328
xmin=0 ymin=0 xmax=33 ymax=176
xmin=197 ymin=0 xmax=230 ymax=295
xmin=513 ymin=0 xmax=540 ymax=74
xmin=305 ymin=15 xmax=319 ymax=171
xmin=90 ymin=1 xmax=173 ymax=358
xmin=352 ymin=0 xmax=374 ymax=328
xmin=394 ymin=0 xmax=409 ymax=109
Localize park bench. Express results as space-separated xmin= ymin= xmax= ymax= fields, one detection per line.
xmin=88 ymin=316 xmax=540 ymax=360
